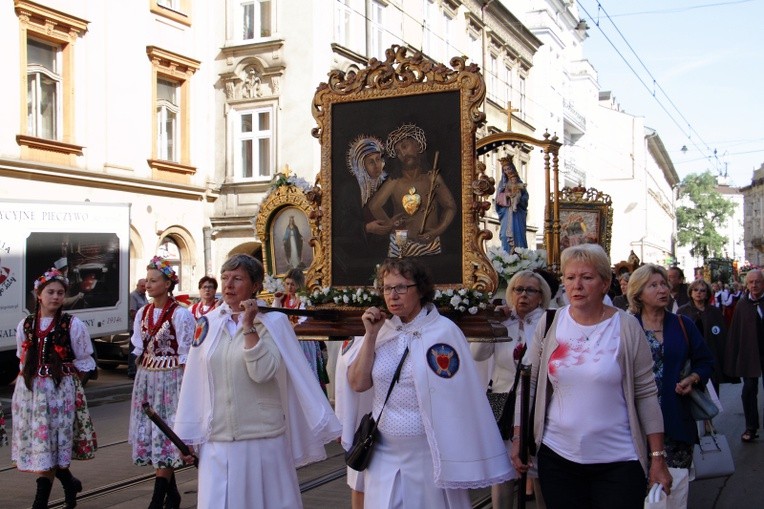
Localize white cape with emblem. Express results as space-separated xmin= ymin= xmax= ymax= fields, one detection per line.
xmin=339 ymin=304 xmax=513 ymax=488
xmin=173 ymin=304 xmax=341 ymax=467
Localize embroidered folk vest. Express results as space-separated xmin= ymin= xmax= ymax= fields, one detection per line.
xmin=22 ymin=313 xmax=76 ymax=377
xmin=140 ymin=300 xmax=181 ymax=370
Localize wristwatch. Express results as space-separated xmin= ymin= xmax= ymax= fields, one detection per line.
xmin=650 ymin=450 xmax=667 ymax=458
xmin=243 ymin=326 xmax=258 ymax=335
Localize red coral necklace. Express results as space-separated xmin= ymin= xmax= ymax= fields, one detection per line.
xmin=35 ymin=313 xmax=57 ymax=339
xmin=146 ymin=299 xmax=174 ymax=337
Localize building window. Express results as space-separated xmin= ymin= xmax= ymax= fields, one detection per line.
xmin=241 ymin=0 xmax=273 ymax=40
xmin=518 ymin=75 xmax=526 ymax=117
xmin=422 ymin=0 xmax=439 ymax=59
xmin=150 ymin=0 xmax=191 ymax=26
xmin=335 ymin=0 xmax=363 ymax=53
xmin=27 ymin=38 xmax=61 ymax=140
xmin=502 ymin=63 xmax=512 ymax=106
xmin=157 ymin=237 xmax=183 ymax=291
xmin=235 ymin=106 xmax=275 ymax=180
xmin=369 ymin=0 xmax=385 ymax=58
xmin=146 ymin=46 xmax=200 ymax=179
xmin=487 ymin=53 xmax=499 ymax=104
xmin=15 ymin=1 xmax=88 ymax=157
xmin=441 ymin=8 xmax=454 ymax=64
xmin=157 ymin=79 xmax=180 ymax=162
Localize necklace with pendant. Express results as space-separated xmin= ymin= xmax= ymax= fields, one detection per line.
xmin=570 ymin=308 xmax=608 ymax=341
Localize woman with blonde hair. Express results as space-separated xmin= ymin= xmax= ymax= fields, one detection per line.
xmin=628 ymin=264 xmax=714 ymax=508
xmin=512 ymin=244 xmax=671 ymax=509
xmin=471 ymin=269 xmax=551 ymax=508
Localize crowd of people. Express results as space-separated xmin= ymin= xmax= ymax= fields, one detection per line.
xmin=5 ymin=244 xmax=759 ymax=509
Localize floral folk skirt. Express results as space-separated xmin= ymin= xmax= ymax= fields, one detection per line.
xmin=129 ymin=366 xmax=185 ymax=469
xmin=12 ymin=375 xmax=76 ymax=471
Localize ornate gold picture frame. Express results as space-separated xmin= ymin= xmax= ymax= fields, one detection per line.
xmin=308 ymin=45 xmax=496 ymax=292
xmin=558 ymin=186 xmax=613 ymax=256
xmin=254 ymin=183 xmax=317 ymax=278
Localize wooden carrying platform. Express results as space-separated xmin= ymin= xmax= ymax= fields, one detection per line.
xmin=293 ymin=309 xmax=509 ymax=341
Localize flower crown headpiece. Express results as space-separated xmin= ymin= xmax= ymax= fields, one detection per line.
xmin=149 ymin=256 xmax=179 ymax=284
xmin=34 ymin=267 xmax=69 ymax=291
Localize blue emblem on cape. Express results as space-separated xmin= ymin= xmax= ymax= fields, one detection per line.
xmin=341 ymin=337 xmax=355 ymax=355
xmin=426 ymin=343 xmax=459 ymax=378
xmin=192 ymin=316 xmax=209 ymax=347
xmin=711 ymin=325 xmax=721 ymax=335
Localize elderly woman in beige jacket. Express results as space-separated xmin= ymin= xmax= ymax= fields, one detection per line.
xmin=173 ymin=254 xmax=341 ymax=509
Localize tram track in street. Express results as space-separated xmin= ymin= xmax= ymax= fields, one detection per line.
xmin=44 ymin=464 xmax=349 ymax=509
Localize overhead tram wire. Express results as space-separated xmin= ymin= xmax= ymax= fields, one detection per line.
xmin=577 ymin=0 xmax=717 ymax=165
xmin=583 ymin=1 xmax=715 ymax=155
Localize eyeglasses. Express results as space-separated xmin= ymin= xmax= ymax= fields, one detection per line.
xmin=201 ymin=285 xmax=216 ymax=290
xmin=382 ymin=284 xmax=416 ymax=295
xmin=512 ymin=287 xmax=541 ymax=295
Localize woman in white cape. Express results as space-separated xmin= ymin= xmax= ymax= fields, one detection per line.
xmin=471 ymin=269 xmax=552 ymax=508
xmin=173 ymin=254 xmax=341 ymax=509
xmin=347 ymin=258 xmax=512 ymax=508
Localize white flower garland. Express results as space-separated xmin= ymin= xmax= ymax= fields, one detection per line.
xmin=487 ymin=245 xmax=548 ymax=283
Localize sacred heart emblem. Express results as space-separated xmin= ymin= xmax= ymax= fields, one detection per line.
xmin=426 ymin=343 xmax=460 ymax=379
xmin=402 ymin=187 xmax=421 ymax=215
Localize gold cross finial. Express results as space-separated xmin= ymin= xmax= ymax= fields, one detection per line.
xmin=506 ymin=101 xmax=520 ymax=132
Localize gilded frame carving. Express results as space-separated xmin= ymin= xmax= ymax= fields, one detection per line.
xmin=254 ymin=184 xmax=318 ymax=278
xmin=558 ymin=186 xmax=613 ymax=256
xmin=308 ymin=45 xmax=497 ymax=292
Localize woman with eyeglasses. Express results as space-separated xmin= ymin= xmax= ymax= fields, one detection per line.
xmin=511 ymin=245 xmax=672 ymax=509
xmin=345 ymin=258 xmax=511 ymax=508
xmin=677 ymin=279 xmax=727 ymax=395
xmin=191 ymin=276 xmax=218 ymax=319
xmin=471 ymin=270 xmax=551 ymax=508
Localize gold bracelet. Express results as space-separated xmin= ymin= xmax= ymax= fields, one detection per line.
xmin=650 ymin=450 xmax=667 ymax=458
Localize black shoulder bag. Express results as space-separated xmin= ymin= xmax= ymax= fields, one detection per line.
xmin=345 ymin=347 xmax=410 ymax=471
xmin=489 ymin=344 xmax=526 ymax=440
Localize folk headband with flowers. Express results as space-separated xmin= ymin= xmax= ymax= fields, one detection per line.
xmin=34 ymin=267 xmax=69 ymax=291
xmin=148 ymin=256 xmax=179 ymax=284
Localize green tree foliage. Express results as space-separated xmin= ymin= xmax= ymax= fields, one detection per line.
xmin=676 ymin=171 xmax=735 ymax=260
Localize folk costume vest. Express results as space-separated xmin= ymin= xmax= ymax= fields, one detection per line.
xmin=140 ymin=299 xmax=181 ymax=370
xmin=22 ymin=313 xmax=76 ymax=377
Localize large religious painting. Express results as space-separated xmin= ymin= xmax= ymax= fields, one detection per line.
xmin=558 ymin=186 xmax=613 ymax=256
xmin=308 ymin=45 xmax=497 ymax=291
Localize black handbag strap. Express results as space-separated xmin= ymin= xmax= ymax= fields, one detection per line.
xmin=373 ymin=346 xmax=410 ymax=428
xmin=510 ymin=347 xmax=525 ymax=394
